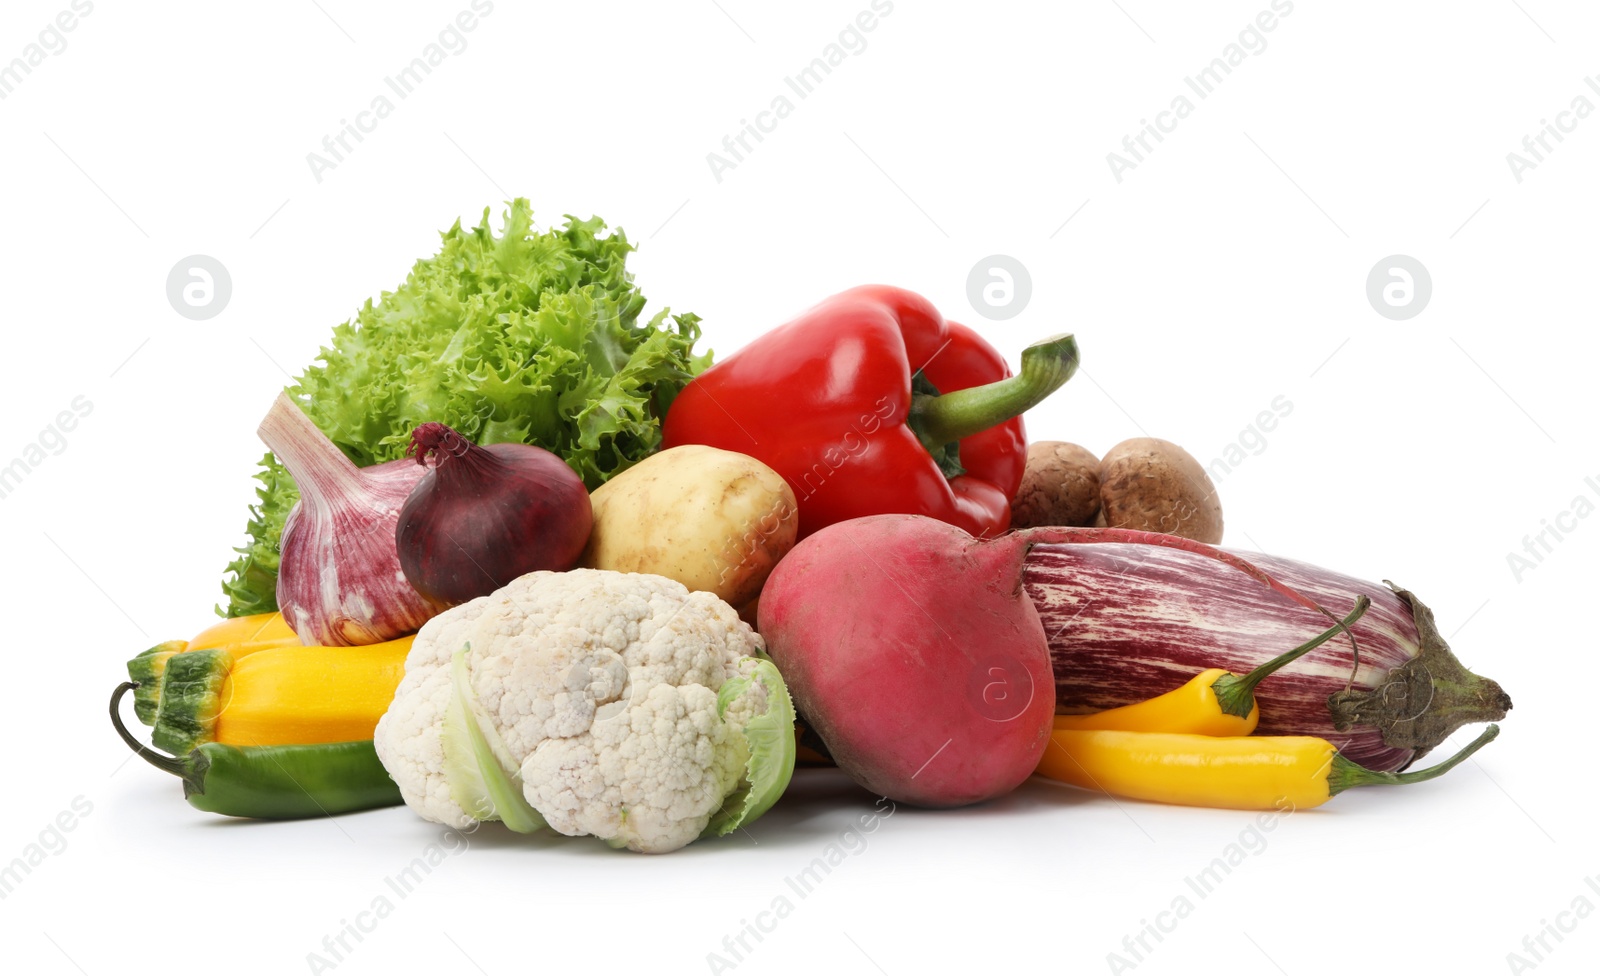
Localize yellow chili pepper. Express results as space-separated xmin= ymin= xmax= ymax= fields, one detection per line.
xmin=1053 ymin=668 xmax=1248 ymax=736
xmin=1036 ymin=724 xmax=1499 ymax=810
xmin=1053 ymin=595 xmax=1372 ymax=737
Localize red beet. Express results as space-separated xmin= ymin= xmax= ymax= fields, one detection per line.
xmin=758 ymin=515 xmax=1056 ymax=807
xmin=396 ymin=424 xmax=592 ymax=606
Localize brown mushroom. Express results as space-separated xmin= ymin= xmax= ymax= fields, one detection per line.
xmin=1098 ymin=437 xmax=1223 ymax=544
xmin=1010 ymin=441 xmax=1102 ymax=528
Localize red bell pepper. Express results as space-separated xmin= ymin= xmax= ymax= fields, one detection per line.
xmin=661 ymin=285 xmax=1079 ymax=539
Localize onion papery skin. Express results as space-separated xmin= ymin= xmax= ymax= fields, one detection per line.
xmin=396 ymin=423 xmax=593 ymax=607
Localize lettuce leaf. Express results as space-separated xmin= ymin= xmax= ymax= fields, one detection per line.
xmin=220 ymin=200 xmax=709 ymax=618
xmin=219 ymin=453 xmax=296 ymax=618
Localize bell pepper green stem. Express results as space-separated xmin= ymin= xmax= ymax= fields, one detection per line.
xmin=1327 ymin=723 xmax=1499 ymax=796
xmin=909 ymin=333 xmax=1079 ymax=446
xmin=1211 ymin=595 xmax=1373 ymax=718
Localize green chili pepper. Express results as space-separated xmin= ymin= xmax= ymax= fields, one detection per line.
xmin=112 ymin=682 xmax=402 ymax=820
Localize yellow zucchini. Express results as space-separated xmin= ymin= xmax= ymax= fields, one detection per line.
xmin=151 ymin=635 xmax=414 ymax=754
xmin=126 ymin=612 xmax=303 ymax=724
xmin=187 ymin=612 xmax=300 ymax=654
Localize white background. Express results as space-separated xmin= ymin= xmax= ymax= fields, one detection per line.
xmin=1 ymin=1 xmax=1595 ymax=974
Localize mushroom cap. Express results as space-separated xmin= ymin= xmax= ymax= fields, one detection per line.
xmin=1098 ymin=437 xmax=1223 ymax=544
xmin=1010 ymin=441 xmax=1102 ymax=528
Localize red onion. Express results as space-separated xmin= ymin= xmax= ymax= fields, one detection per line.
xmin=396 ymin=423 xmax=592 ymax=606
xmin=259 ymin=393 xmax=445 ymax=646
xmin=1016 ymin=528 xmax=1512 ymax=771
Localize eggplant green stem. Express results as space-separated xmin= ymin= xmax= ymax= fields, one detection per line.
xmin=910 ymin=333 xmax=1079 ymax=445
xmin=110 ymin=682 xmax=207 ymax=794
xmin=1327 ymin=723 xmax=1499 ymax=796
xmin=1211 ymin=595 xmax=1373 ymax=718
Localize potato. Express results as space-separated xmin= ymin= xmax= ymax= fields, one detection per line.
xmin=1010 ymin=441 xmax=1101 ymax=528
xmin=1098 ymin=437 xmax=1223 ymax=544
xmin=582 ymin=445 xmax=798 ymax=607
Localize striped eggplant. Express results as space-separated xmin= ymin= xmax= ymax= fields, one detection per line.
xmin=1015 ymin=527 xmax=1512 ymax=772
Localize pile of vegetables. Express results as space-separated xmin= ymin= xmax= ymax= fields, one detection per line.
xmin=110 ymin=200 xmax=1512 ymax=854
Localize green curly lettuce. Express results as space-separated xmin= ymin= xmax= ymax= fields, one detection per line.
xmin=219 ymin=200 xmax=710 ymax=618
xmin=220 ymin=453 xmax=296 ymax=618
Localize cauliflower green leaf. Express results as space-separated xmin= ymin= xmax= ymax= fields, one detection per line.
xmin=703 ymin=657 xmax=797 ymax=839
xmin=441 ymin=645 xmax=545 ymax=833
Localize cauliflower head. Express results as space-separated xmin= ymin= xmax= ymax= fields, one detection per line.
xmin=374 ymin=569 xmax=795 ymax=853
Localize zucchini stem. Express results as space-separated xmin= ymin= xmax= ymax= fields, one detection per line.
xmin=1211 ymin=595 xmax=1373 ymax=718
xmin=1327 ymin=723 xmax=1499 ymax=795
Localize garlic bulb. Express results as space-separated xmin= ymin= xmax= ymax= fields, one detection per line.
xmin=258 ymin=393 xmax=443 ymax=645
